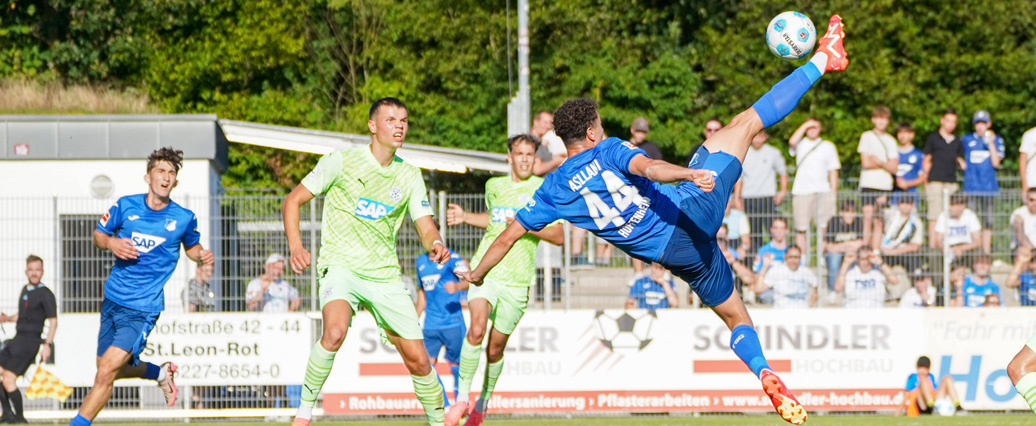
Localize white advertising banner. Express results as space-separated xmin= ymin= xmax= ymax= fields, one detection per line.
xmin=51 ymin=313 xmax=312 ymax=386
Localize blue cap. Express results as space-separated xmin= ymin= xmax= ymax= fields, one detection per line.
xmin=973 ymin=110 xmax=991 ymax=124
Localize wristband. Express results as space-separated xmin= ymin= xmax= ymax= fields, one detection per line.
xmin=432 ymin=240 xmax=444 ymax=249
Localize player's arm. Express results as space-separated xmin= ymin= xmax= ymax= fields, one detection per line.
xmin=415 ymin=287 xmax=426 ymax=316
xmin=628 ymin=154 xmax=714 ymax=190
xmin=534 ymin=155 xmax=565 ymax=177
xmin=92 ymin=230 xmax=139 ymax=261
xmin=415 ymin=216 xmax=450 ymax=265
xmin=283 ymin=184 xmax=316 ymax=273
xmin=184 ymin=244 xmax=213 ymax=266
xmin=521 ymin=219 xmax=565 ymax=245
xmin=446 ymin=203 xmax=489 ymax=229
xmin=460 ymin=220 xmax=529 ymax=285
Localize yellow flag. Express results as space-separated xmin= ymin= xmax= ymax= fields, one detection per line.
xmin=25 ymin=366 xmax=72 ymax=402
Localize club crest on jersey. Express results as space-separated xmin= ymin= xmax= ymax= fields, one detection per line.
xmin=388 ymin=187 xmax=403 ymax=202
xmin=355 ymin=198 xmax=394 ymax=220
xmin=131 ymin=232 xmax=167 ymax=253
xmin=165 ymin=219 xmax=177 ymax=231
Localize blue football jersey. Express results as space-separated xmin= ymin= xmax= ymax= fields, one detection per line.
xmin=961 ymin=276 xmax=1001 ymax=307
xmin=628 ymin=276 xmax=671 ymax=310
xmin=416 ymin=252 xmax=467 ymax=330
xmin=96 ymin=194 xmax=201 ymax=312
xmin=515 ymin=137 xmax=680 ymax=262
xmin=1019 ymin=272 xmax=1036 ymax=306
xmin=896 ymin=147 xmax=923 ymax=193
xmin=961 ymin=132 xmax=1004 ymax=194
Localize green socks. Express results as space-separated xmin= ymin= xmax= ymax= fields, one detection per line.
xmin=456 ymin=339 xmax=482 ymax=404
xmin=1016 ymin=372 xmax=1036 ymax=415
xmin=412 ymin=371 xmax=446 ymax=426
xmin=299 ymin=341 xmax=337 ymax=413
xmin=474 ymin=358 xmax=504 ymax=413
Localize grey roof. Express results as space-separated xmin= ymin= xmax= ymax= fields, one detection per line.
xmin=0 ymin=115 xmax=229 ymax=172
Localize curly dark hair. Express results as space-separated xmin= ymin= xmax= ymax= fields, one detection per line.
xmin=553 ymin=98 xmax=599 ymax=147
xmin=147 ymin=147 xmax=184 ymax=172
xmin=369 ymin=97 xmax=408 ymax=120
xmin=506 ymin=133 xmax=537 ymax=153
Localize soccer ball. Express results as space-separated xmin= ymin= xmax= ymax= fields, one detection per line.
xmin=765 ymin=11 xmax=816 ymax=60
xmin=594 ymin=310 xmax=656 ymax=352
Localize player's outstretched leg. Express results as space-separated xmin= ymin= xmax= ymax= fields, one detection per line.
xmin=292 ymin=301 xmax=351 ymax=426
xmin=447 ymin=299 xmax=491 ymax=426
xmin=1008 ymin=340 xmax=1036 ymax=415
xmin=704 ymin=14 xmax=849 ymax=163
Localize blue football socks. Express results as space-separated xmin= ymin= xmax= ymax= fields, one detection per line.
xmin=751 ymin=62 xmax=823 ymax=128
xmin=69 ymin=414 xmax=92 ymax=426
xmin=730 ymin=324 xmax=771 ymax=378
xmin=143 ymin=362 xmax=161 ymax=381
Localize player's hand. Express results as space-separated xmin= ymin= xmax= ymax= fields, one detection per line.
xmin=457 ymin=271 xmax=484 ymax=286
xmin=198 ymin=249 xmax=214 ymax=266
xmin=688 ymin=170 xmax=714 ymax=192
xmin=446 ymin=203 xmax=466 ymax=226
xmin=107 ymin=237 xmax=139 ymax=261
xmin=430 ymin=241 xmax=451 ymax=265
xmin=444 ymin=282 xmax=459 ymax=294
xmin=289 ymin=245 xmax=311 ymax=274
xmin=38 ymin=344 xmax=51 ymax=364
xmin=0 ymin=313 xmax=8 ymax=322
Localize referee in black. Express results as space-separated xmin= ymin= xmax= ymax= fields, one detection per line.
xmin=0 ymin=255 xmax=57 ymax=423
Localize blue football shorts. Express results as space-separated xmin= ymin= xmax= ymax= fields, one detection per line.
xmin=97 ymin=299 xmax=160 ymax=366
xmin=423 ymin=323 xmax=467 ymax=364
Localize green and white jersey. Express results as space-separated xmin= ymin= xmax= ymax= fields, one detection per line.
xmin=470 ymin=175 xmax=545 ymax=287
xmin=302 ymin=147 xmax=433 ymax=282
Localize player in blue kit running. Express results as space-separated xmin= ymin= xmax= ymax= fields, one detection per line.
xmin=69 ymin=148 xmax=214 ymax=426
xmin=460 ymin=15 xmax=849 ymax=426
xmin=416 ymin=249 xmax=469 ymax=404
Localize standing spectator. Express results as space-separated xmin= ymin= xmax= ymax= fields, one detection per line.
xmin=756 ymin=245 xmax=818 ymax=309
xmin=0 ymin=255 xmax=57 ymax=423
xmin=753 ymin=217 xmax=791 ymax=273
xmin=788 ymin=118 xmax=840 ymax=255
xmin=629 ymin=117 xmax=663 ymax=160
xmin=723 ymin=197 xmax=751 ymax=258
xmin=954 ymin=254 xmax=1001 ymax=308
xmin=1007 ymin=248 xmax=1036 ymax=306
xmin=933 ymin=193 xmax=982 ymax=262
xmin=880 ymin=194 xmax=925 ymax=270
xmin=895 ymin=123 xmax=925 ymax=195
xmin=923 ymin=108 xmax=964 ymax=244
xmin=835 ymin=247 xmax=897 ymax=309
xmin=858 ymin=106 xmax=899 ymax=248
xmin=245 ymin=253 xmax=301 ymax=312
xmin=626 ymin=263 xmax=679 ymax=310
xmin=737 ymin=130 xmax=788 ymax=251
xmin=960 ymin=110 xmax=1003 ymax=254
xmin=531 ymin=110 xmax=567 ymax=176
xmin=1020 ymin=124 xmax=1036 ymax=202
xmin=183 ymin=262 xmax=216 ymax=312
xmin=1011 ymin=188 xmax=1036 ymax=255
xmin=824 ymin=200 xmax=865 ymax=290
xmin=899 ymin=273 xmax=935 ymax=308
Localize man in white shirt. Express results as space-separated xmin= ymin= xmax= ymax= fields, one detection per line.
xmin=933 ymin=193 xmax=983 ymax=261
xmin=1021 ymin=126 xmax=1036 ymax=202
xmin=1011 ymin=188 xmax=1036 ymax=256
xmin=531 ymin=110 xmax=567 ymax=176
xmin=756 ymin=245 xmax=818 ymax=309
xmin=736 ymin=130 xmax=788 ymax=251
xmin=835 ymin=247 xmax=897 ymax=309
xmin=858 ymin=106 xmax=899 ymax=248
xmin=881 ymin=194 xmax=925 ymax=271
xmin=899 ymin=273 xmax=934 ymax=308
xmin=246 ymin=253 xmax=301 ymax=312
xmin=788 ymin=118 xmax=840 ymax=256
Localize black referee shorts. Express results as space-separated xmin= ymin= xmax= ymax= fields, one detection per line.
xmin=0 ymin=336 xmax=42 ymax=376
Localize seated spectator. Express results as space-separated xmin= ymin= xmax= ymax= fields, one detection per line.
xmin=933 ymin=193 xmax=982 ymax=263
xmin=756 ymin=245 xmax=818 ymax=309
xmin=983 ymin=293 xmax=1001 ymax=307
xmin=723 ymin=197 xmax=751 ymax=257
xmin=824 ymin=200 xmax=865 ymax=290
xmin=899 ymin=272 xmax=934 ymax=308
xmin=246 ymin=253 xmax=301 ymax=312
xmin=1011 ymin=188 xmax=1036 ymax=255
xmin=719 ymin=224 xmax=756 ymax=300
xmin=1007 ymin=248 xmax=1036 ymax=306
xmin=835 ymin=247 xmax=897 ymax=309
xmin=626 ymin=263 xmax=678 ymax=310
xmin=955 ymin=254 xmax=1001 ymax=308
xmin=183 ymin=262 xmax=217 ymax=312
xmin=753 ymin=217 xmax=790 ymax=273
xmin=897 ymin=356 xmax=962 ymax=416
xmin=881 ymin=194 xmax=925 ymax=270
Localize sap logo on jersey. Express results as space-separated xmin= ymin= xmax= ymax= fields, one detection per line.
xmin=355 ymin=198 xmax=395 ymax=220
xmin=491 ymin=206 xmax=518 ymax=223
xmin=131 ymin=232 xmax=167 ymax=253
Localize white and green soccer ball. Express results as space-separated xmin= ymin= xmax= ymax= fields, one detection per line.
xmin=766 ymin=11 xmax=817 ymax=60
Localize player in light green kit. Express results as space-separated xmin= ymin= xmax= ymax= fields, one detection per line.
xmin=283 ymin=97 xmax=450 ymax=426
xmin=443 ymin=134 xmax=565 ymax=426
xmin=1009 ymin=333 xmax=1036 ymax=415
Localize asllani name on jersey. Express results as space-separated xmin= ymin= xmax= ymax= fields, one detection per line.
xmin=568 ymin=159 xmax=602 ymax=192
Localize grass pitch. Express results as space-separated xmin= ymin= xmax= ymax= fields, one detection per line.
xmin=121 ymin=414 xmax=1031 ymax=426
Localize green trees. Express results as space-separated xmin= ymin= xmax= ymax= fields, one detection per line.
xmin=3 ymin=0 xmax=1035 ymax=190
